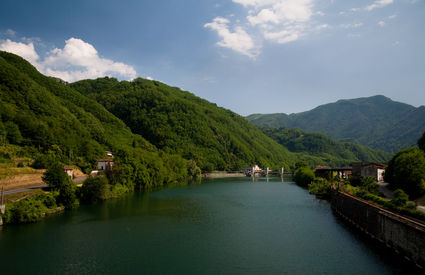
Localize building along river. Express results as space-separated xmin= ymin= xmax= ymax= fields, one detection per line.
xmin=0 ymin=177 xmax=412 ymax=273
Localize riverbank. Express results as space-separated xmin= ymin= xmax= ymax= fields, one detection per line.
xmin=202 ymin=172 xmax=245 ymax=178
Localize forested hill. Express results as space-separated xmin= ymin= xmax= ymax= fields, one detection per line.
xmin=262 ymin=128 xmax=392 ymax=166
xmin=247 ymin=95 xmax=425 ymax=153
xmin=0 ymin=51 xmax=196 ymax=188
xmin=0 ymin=51 xmax=155 ymax=159
xmin=71 ymin=77 xmax=300 ymax=171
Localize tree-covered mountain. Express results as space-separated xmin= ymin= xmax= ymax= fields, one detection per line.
xmin=262 ymin=128 xmax=392 ymax=167
xmin=247 ymin=95 xmax=425 ymax=153
xmin=71 ymin=77 xmax=302 ymax=171
xmin=0 ymin=51 xmax=192 ymax=188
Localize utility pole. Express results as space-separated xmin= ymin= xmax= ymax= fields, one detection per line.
xmin=0 ymin=185 xmax=5 ymax=226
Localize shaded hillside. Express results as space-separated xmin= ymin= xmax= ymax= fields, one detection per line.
xmin=262 ymin=128 xmax=392 ymax=166
xmin=71 ymin=77 xmax=302 ymax=171
xmin=247 ymin=95 xmax=425 ymax=152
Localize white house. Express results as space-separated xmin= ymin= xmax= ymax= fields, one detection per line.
xmin=97 ymin=159 xmax=114 ymax=172
xmin=63 ymin=166 xmax=74 ymax=179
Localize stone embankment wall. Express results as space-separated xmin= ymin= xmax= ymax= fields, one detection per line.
xmin=331 ymin=191 xmax=425 ymax=268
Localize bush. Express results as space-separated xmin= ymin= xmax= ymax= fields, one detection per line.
xmin=80 ymin=176 xmax=111 ymax=203
xmin=309 ymin=177 xmax=331 ymax=197
xmin=359 ymin=176 xmax=379 ymax=194
xmin=3 ymin=192 xmax=58 ymax=224
xmin=391 ymin=189 xmax=408 ymax=207
xmin=294 ymin=166 xmax=315 ymax=187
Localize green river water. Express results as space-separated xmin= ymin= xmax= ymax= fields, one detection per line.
xmin=0 ymin=177 xmax=411 ymax=274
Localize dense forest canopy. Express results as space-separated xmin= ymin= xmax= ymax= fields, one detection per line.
xmin=262 ymin=128 xmax=391 ymax=166
xmin=71 ymin=77 xmax=302 ymax=171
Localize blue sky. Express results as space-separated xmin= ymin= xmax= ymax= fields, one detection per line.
xmin=0 ymin=0 xmax=424 ymax=115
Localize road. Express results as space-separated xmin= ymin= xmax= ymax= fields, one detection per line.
xmin=2 ymin=176 xmax=87 ymax=196
xmin=4 ymin=185 xmax=48 ymax=195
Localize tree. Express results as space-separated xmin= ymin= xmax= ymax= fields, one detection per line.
xmin=419 ymin=132 xmax=425 ymax=152
xmin=57 ymin=180 xmax=76 ymax=210
xmin=80 ymin=176 xmax=110 ymax=203
xmin=42 ymin=162 xmax=69 ymax=189
xmin=391 ymin=189 xmax=409 ymax=207
xmin=385 ymin=147 xmax=425 ymax=198
xmin=294 ymin=166 xmax=315 ymax=187
xmin=359 ymin=176 xmax=379 ymax=194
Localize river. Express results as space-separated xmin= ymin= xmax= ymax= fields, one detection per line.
xmin=0 ymin=177 xmax=409 ymax=273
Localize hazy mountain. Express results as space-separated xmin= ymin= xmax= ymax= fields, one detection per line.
xmin=247 ymin=95 xmax=425 ymax=152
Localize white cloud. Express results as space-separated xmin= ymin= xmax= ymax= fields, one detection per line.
xmin=378 ymin=20 xmax=386 ymax=27
xmin=340 ymin=22 xmax=363 ymax=28
xmin=0 ymin=39 xmax=40 ymax=66
xmin=204 ymin=17 xmax=259 ymax=58
xmin=205 ymin=1 xmax=324 ymax=58
xmin=365 ymin=0 xmax=393 ymax=11
xmin=0 ymin=37 xmax=137 ymax=82
xmin=316 ymin=24 xmax=329 ymax=30
xmin=388 ymin=14 xmax=397 ymax=19
xmin=146 ymin=76 xmax=153 ymax=80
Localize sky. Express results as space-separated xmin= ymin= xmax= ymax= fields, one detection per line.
xmin=0 ymin=0 xmax=424 ymax=115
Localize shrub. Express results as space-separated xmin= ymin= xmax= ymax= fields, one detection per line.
xmin=80 ymin=176 xmax=110 ymax=203
xmin=309 ymin=177 xmax=331 ymax=197
xmin=294 ymin=166 xmax=315 ymax=187
xmin=391 ymin=189 xmax=409 ymax=207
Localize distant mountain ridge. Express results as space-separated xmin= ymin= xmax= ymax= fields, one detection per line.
xmin=247 ymin=95 xmax=425 ymax=153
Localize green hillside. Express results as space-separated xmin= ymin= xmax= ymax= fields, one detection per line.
xmin=0 ymin=51 xmax=190 ymax=188
xmin=71 ymin=77 xmax=301 ymax=171
xmin=262 ymin=128 xmax=392 ymax=166
xmin=247 ymin=95 xmax=425 ymax=153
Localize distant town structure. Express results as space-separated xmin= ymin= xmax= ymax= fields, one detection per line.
xmin=63 ymin=166 xmax=74 ymax=179
xmin=314 ymin=166 xmax=352 ymax=180
xmin=105 ymin=151 xmax=114 ymax=158
xmin=97 ymin=159 xmax=114 ymax=172
xmin=243 ymin=165 xmax=262 ymax=176
xmin=351 ymin=162 xmax=386 ymax=182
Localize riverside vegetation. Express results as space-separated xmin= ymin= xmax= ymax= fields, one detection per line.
xmin=295 ymin=132 xmax=425 ymax=222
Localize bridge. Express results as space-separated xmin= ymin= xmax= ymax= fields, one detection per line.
xmin=314 ymin=166 xmax=352 ymax=180
xmin=244 ymin=166 xmax=291 ymax=177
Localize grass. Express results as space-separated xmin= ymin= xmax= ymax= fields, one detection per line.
xmin=3 ymin=189 xmax=44 ymax=203
xmin=0 ymin=167 xmax=38 ymax=177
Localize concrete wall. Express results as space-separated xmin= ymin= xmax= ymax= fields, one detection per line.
xmin=331 ymin=191 xmax=425 ymax=268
